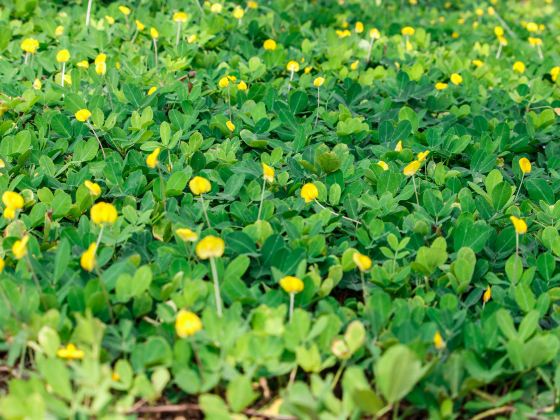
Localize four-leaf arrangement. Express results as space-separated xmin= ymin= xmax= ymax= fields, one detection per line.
xmin=0 ymin=0 xmax=560 ymax=419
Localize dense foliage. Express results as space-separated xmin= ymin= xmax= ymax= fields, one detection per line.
xmin=1 ymin=0 xmax=560 ymax=418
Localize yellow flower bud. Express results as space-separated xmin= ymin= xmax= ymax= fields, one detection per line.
xmin=403 ymin=160 xmax=421 ymax=176
xmin=395 ymin=140 xmax=403 ymax=152
xmin=84 ymin=180 xmax=101 ymax=196
xmin=176 ymin=228 xmax=198 ymax=242
xmin=300 ymin=183 xmax=319 ymax=203
xmin=226 ymin=120 xmax=235 ymax=132
xmin=450 ymin=73 xmax=463 ymax=85
xmin=195 ymin=235 xmax=225 ymax=259
xmin=433 ymin=331 xmax=445 ymax=349
xmin=175 ymin=310 xmax=202 ymax=337
xmin=237 ymin=81 xmax=248 ymax=91
xmin=147 ymin=86 xmax=157 ymax=96
xmin=80 ymin=243 xmax=97 ymax=272
xmin=118 ymin=5 xmax=131 ymax=16
xmin=355 ymin=21 xmax=364 ymax=33
xmin=56 ymin=344 xmax=84 ymax=360
xmin=75 ymin=109 xmax=91 ymax=122
xmin=518 ymin=157 xmax=531 ymax=174
xmin=353 ymin=252 xmax=372 ymax=272
xmin=150 ymin=27 xmax=159 ymax=39
xmin=218 ymin=76 xmax=230 ymax=89
xmin=189 ymin=176 xmax=211 ymax=195
xmin=55 ymin=26 xmax=64 ymax=36
xmin=377 ymin=160 xmax=389 ymax=171
xmin=513 ymin=61 xmax=525 ymax=74
xmin=90 ymin=202 xmax=118 ymax=225
xmin=262 ymin=163 xmax=274 ymax=183
xmin=12 ymin=235 xmax=29 ymax=260
xmin=483 ymin=286 xmax=492 ymax=303
xmin=21 ymin=38 xmax=39 ymax=54
xmin=233 ymin=7 xmax=244 ymax=19
xmin=417 ymin=150 xmax=430 ymax=162
xmin=173 ymin=11 xmax=188 ymax=23
xmin=286 ymin=61 xmax=300 ymax=72
xmin=56 ymin=49 xmax=70 ymax=63
xmin=146 ymin=147 xmax=160 ymax=168
xmin=263 ymin=39 xmax=277 ymax=51
xmin=435 ymin=82 xmax=448 ymax=90
xmin=279 ymin=276 xmax=304 ymax=294
xmin=3 ymin=191 xmax=24 ymax=210
xmin=401 ymin=26 xmax=415 ymax=36
xmin=135 ymin=20 xmax=145 ymax=31
xmin=76 ymin=60 xmax=89 ymax=69
xmin=313 ymin=77 xmax=325 ymax=88
xmin=510 ymin=216 xmax=527 ymax=235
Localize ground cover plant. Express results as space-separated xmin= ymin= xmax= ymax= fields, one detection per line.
xmin=0 ymin=0 xmax=560 ymax=418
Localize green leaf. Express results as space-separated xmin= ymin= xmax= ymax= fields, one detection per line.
xmin=226 ymin=375 xmax=258 ymax=412
xmin=165 ymin=171 xmax=188 ymax=196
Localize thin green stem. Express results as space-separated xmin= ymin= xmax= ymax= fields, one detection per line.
xmin=209 ymin=257 xmax=223 ymax=317
xmin=289 ymin=292 xmax=295 ymax=322
xmin=514 ymin=173 xmax=524 ymax=203
xmin=313 ymin=199 xmax=361 ymax=224
xmin=200 ymin=196 xmax=212 ymax=228
xmin=412 ymin=175 xmax=419 ymax=205
xmin=257 ymin=178 xmax=266 ymax=221
xmin=157 ymin=165 xmax=167 ymax=212
xmin=86 ymin=122 xmax=106 ymax=159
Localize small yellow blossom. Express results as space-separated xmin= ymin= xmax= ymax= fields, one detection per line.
xmin=262 ymin=163 xmax=274 ymax=183
xmin=33 ymin=78 xmax=42 ymax=89
xmin=150 ymin=27 xmax=159 ymax=39
xmin=237 ymin=81 xmax=248 ymax=91
xmin=279 ymin=276 xmax=304 ymax=294
xmin=84 ymin=180 xmax=101 ymax=196
xmin=80 ymin=243 xmax=97 ymax=272
xmin=135 ymin=20 xmax=145 ymax=31
xmin=147 ymin=86 xmax=157 ymax=96
xmin=395 ymin=140 xmax=403 ymax=152
xmin=118 ymin=5 xmax=131 ymax=16
xmin=263 ymin=39 xmax=277 ymax=51
xmin=173 ymin=11 xmax=188 ymax=23
xmin=483 ymin=286 xmax=492 ymax=303
xmin=146 ymin=147 xmax=160 ymax=168
xmin=434 ymin=331 xmax=445 ymax=350
xmin=313 ymin=77 xmax=325 ymax=88
xmin=12 ymin=235 xmax=29 ymax=260
xmin=377 ymin=161 xmax=389 ymax=171
xmin=353 ymin=252 xmax=372 ymax=272
xmin=355 ymin=21 xmax=364 ymax=33
xmin=226 ymin=120 xmax=235 ymax=132
xmin=210 ymin=3 xmax=223 ymax=13
xmin=403 ymin=160 xmax=421 ymax=176
xmin=175 ymin=310 xmax=202 ymax=337
xmin=417 ymin=150 xmax=430 ymax=162
xmin=286 ymin=61 xmax=300 ymax=72
xmin=75 ymin=109 xmax=92 ymax=122
xmin=195 ymin=235 xmax=225 ymax=259
xmin=450 ymin=73 xmax=463 ymax=85
xmin=513 ymin=61 xmax=525 ymax=74
xmin=435 ymin=82 xmax=448 ymax=90
xmin=300 ymin=183 xmax=319 ymax=203
xmin=77 ymin=60 xmax=89 ymax=69
xmin=189 ymin=176 xmax=211 ymax=195
xmin=510 ymin=216 xmax=527 ymax=235
xmin=56 ymin=49 xmax=70 ymax=63
xmin=176 ymin=228 xmax=198 ymax=242
xmin=90 ymin=202 xmax=118 ymax=225
xmin=21 ymin=38 xmax=39 ymax=54
xmin=55 ymin=26 xmax=64 ymax=36
xmin=233 ymin=7 xmax=244 ymax=19
xmin=401 ymin=26 xmax=415 ymax=37
xmin=57 ymin=344 xmax=84 ymax=360
xmin=518 ymin=157 xmax=531 ymax=174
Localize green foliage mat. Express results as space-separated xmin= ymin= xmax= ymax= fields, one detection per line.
xmin=0 ymin=0 xmax=560 ymax=418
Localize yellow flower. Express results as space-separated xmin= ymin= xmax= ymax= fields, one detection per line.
xmin=118 ymin=5 xmax=131 ymax=16
xmin=90 ymin=202 xmax=118 ymax=225
xmin=355 ymin=21 xmax=364 ymax=33
xmin=3 ymin=191 xmax=24 ymax=210
xmin=435 ymin=82 xmax=448 ymax=90
xmin=417 ymin=150 xmax=430 ymax=162
xmin=218 ymin=76 xmax=230 ymax=89
xmin=56 ymin=49 xmax=70 ymax=63
xmin=237 ymin=81 xmax=248 ymax=91
xmin=336 ymin=29 xmax=351 ymax=38
xmin=451 ymin=32 xmax=459 ymax=39
xmin=112 ymin=372 xmax=121 ymax=382
xmin=189 ymin=176 xmax=211 ymax=195
xmin=286 ymin=61 xmax=300 ymax=72
xmin=433 ymin=331 xmax=445 ymax=350
xmin=551 ymin=66 xmax=560 ymax=82
xmin=12 ymin=235 xmax=29 ymax=260
xmin=369 ymin=28 xmax=380 ymax=39
xmin=95 ymin=61 xmax=107 ymax=76
xmin=472 ymin=59 xmax=484 ymax=68
xmin=175 ymin=310 xmax=202 ymax=337
xmin=187 ymin=34 xmax=198 ymax=43
xmin=105 ymin=15 xmax=115 ymax=25
xmin=401 ymin=26 xmax=415 ymax=37
xmin=395 ymin=140 xmax=403 ymax=152
xmin=528 ymin=37 xmax=542 ymax=46
xmin=494 ymin=26 xmax=504 ymax=37
xmin=304 ymin=66 xmax=313 ymax=74
xmin=33 ymin=78 xmax=42 ymax=90
xmin=76 ymin=60 xmax=89 ymax=69
xmin=233 ymin=7 xmax=244 ymax=19
xmin=147 ymin=86 xmax=157 ymax=96
xmin=510 ymin=216 xmax=527 ymax=235
xmin=487 ymin=7 xmax=495 ymax=16
xmin=0 ymin=257 xmax=4 ymax=273
xmin=263 ymin=39 xmax=277 ymax=51
xmin=300 ymin=183 xmax=319 ymax=203
xmin=84 ymin=180 xmax=101 ymax=196
xmin=450 ymin=73 xmax=462 ymax=85
xmin=279 ymin=276 xmax=304 ymax=294
xmin=526 ymin=22 xmax=538 ymax=33
xmin=313 ymin=77 xmax=325 ymax=88
xmin=350 ymin=60 xmax=359 ymax=71
xmin=135 ymin=20 xmax=145 ymax=31
xmin=57 ymin=344 xmax=84 ymax=360
xmin=498 ymin=35 xmax=508 ymax=46
xmin=146 ymin=147 xmax=160 ymax=168
xmin=80 ymin=243 xmax=97 ymax=272
xmin=173 ymin=11 xmax=188 ymax=23
xmin=210 ymin=3 xmax=223 ymax=13
xmin=3 ymin=207 xmax=16 ymax=219
xmin=150 ymin=27 xmax=159 ymax=39
xmin=21 ymin=38 xmax=39 ymax=54
xmin=226 ymin=120 xmax=235 ymax=132
xmin=475 ymin=7 xmax=484 ymax=16
xmin=176 ymin=228 xmax=198 ymax=242
xmin=55 ymin=25 xmax=64 ymax=36
xmin=195 ymin=235 xmax=225 ymax=259
xmin=483 ymin=286 xmax=492 ymax=303
xmin=75 ymin=109 xmax=91 ymax=122
xmin=248 ymin=1 xmax=258 ymax=9
xmin=353 ymin=252 xmax=372 ymax=272
xmin=518 ymin=157 xmax=531 ymax=174
xmin=95 ymin=53 xmax=107 ymax=64
xmin=262 ymin=163 xmax=274 ymax=183
xmin=403 ymin=160 xmax=421 ymax=176
xmin=513 ymin=61 xmax=525 ymax=74
xmin=377 ymin=160 xmax=389 ymax=171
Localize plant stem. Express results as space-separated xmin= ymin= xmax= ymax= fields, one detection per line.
xmin=289 ymin=292 xmax=295 ymax=321
xmin=86 ymin=122 xmax=106 ymax=158
xmin=157 ymin=166 xmax=167 ymax=212
xmin=200 ymin=196 xmax=212 ymax=228
xmin=360 ymin=271 xmax=368 ymax=302
xmin=61 ymin=63 xmax=66 ymax=87
xmin=514 ymin=173 xmax=524 ymax=202
xmin=366 ymin=37 xmax=374 ymax=62
xmin=152 ymin=38 xmax=158 ymax=68
xmin=313 ymin=199 xmax=361 ymax=224
xmin=85 ymin=0 xmax=93 ymax=27
xmin=175 ymin=22 xmax=181 ymax=47
xmin=209 ymin=257 xmax=223 ymax=317
xmin=257 ymin=177 xmax=266 ymax=221
xmin=412 ymin=175 xmax=419 ymax=205
xmin=330 ymin=360 xmax=346 ymax=390
xmin=287 ymin=70 xmax=294 ymax=93
xmin=314 ymin=87 xmax=320 ymax=128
